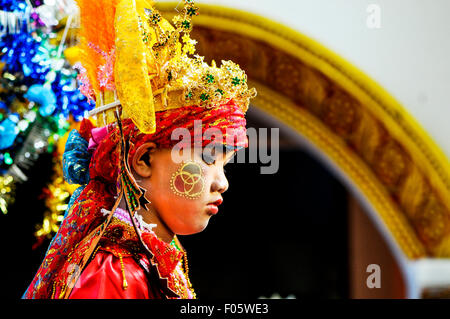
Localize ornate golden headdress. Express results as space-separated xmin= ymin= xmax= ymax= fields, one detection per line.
xmin=76 ymin=0 xmax=256 ymax=133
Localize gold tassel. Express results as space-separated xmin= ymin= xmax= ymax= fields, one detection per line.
xmin=51 ymin=281 xmax=57 ymax=299
xmin=118 ymin=252 xmax=128 ymax=290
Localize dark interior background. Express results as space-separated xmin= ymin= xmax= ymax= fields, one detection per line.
xmin=180 ymin=148 xmax=349 ymax=299
xmin=0 ymin=114 xmax=349 ymax=299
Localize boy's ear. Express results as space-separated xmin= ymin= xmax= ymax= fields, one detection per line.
xmin=131 ymin=142 xmax=157 ymax=178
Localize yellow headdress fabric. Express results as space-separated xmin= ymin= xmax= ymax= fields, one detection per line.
xmin=115 ymin=0 xmax=157 ymax=133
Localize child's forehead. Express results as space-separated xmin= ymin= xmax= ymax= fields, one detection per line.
xmin=163 ymin=144 xmax=237 ymax=157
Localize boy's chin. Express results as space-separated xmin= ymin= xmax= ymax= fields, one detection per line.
xmin=176 ymin=221 xmax=209 ymax=236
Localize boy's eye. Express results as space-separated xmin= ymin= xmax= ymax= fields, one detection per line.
xmin=202 ymin=153 xmax=216 ymax=165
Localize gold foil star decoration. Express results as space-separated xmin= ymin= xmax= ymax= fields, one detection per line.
xmin=182 ymin=34 xmax=197 ymax=55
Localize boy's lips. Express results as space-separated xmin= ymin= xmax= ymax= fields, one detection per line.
xmin=206 ymin=198 xmax=223 ymax=215
xmin=210 ymin=198 xmax=223 ymax=206
xmin=206 ymin=205 xmax=219 ymax=215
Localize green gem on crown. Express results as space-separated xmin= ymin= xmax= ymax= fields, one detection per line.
xmin=186 ymin=7 xmax=197 ymax=16
xmin=204 ymin=74 xmax=214 ymax=83
xmin=231 ymin=77 xmax=241 ymax=86
xmin=181 ymin=20 xmax=191 ymax=29
xmin=200 ymin=93 xmax=210 ymax=101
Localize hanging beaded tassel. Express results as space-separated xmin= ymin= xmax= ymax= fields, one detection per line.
xmin=115 ymin=109 xmax=150 ymax=215
xmin=118 ymin=251 xmax=128 ymax=290
xmin=120 ymin=165 xmax=142 ymax=213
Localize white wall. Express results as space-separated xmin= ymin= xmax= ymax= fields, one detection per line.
xmin=188 ymin=0 xmax=450 ymax=158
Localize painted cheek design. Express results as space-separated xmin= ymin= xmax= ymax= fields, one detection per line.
xmin=170 ymin=161 xmax=205 ymax=199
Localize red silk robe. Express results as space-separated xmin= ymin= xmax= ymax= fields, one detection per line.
xmin=68 ymin=215 xmax=196 ymax=299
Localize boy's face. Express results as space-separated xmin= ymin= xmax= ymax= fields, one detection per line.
xmin=138 ymin=145 xmax=234 ymax=235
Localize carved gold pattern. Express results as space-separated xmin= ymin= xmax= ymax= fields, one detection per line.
xmin=251 ymin=82 xmax=426 ymax=259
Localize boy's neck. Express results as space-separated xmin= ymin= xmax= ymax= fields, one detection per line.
xmin=118 ymin=196 xmax=174 ymax=243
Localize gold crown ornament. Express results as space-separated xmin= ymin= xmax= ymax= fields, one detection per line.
xmin=75 ymin=0 xmax=257 ymax=133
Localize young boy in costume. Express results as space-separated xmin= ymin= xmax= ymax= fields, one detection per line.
xmin=24 ymin=0 xmax=256 ymax=299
